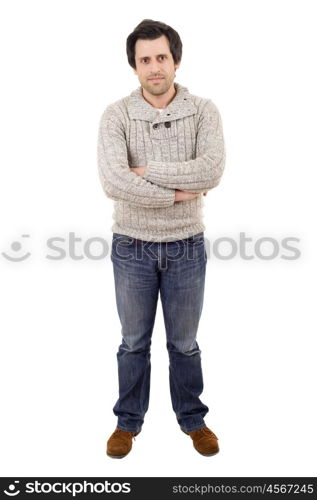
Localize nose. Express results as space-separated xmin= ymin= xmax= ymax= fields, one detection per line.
xmin=149 ymin=61 xmax=161 ymax=75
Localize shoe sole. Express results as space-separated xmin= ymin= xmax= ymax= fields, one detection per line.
xmin=196 ymin=449 xmax=219 ymax=456
xmin=181 ymin=428 xmax=219 ymax=456
xmin=106 ymin=452 xmax=130 ymax=459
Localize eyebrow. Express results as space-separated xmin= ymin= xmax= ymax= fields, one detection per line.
xmin=138 ymin=54 xmax=168 ymax=61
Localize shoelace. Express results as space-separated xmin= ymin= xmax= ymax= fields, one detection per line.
xmin=114 ymin=428 xmax=138 ymax=441
xmin=193 ymin=428 xmax=218 ymax=440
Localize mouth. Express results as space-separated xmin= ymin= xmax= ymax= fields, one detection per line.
xmin=148 ymin=77 xmax=164 ymax=82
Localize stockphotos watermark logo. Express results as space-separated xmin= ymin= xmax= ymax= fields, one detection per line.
xmin=3 ymin=480 xmax=131 ymax=496
xmin=1 ymin=231 xmax=301 ymax=263
xmin=3 ymin=481 xmax=20 ymax=496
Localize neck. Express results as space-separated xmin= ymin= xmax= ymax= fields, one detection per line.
xmin=141 ymin=83 xmax=177 ymax=109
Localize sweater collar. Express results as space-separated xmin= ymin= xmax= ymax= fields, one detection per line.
xmin=127 ymin=81 xmax=197 ymax=122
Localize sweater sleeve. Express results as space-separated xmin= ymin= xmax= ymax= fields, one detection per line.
xmin=143 ymin=100 xmax=226 ymax=193
xmin=97 ymin=107 xmax=176 ymax=208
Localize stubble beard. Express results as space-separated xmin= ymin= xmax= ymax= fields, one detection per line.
xmin=142 ymin=75 xmax=175 ymax=96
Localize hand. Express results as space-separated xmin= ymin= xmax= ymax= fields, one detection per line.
xmin=175 ymin=190 xmax=201 ymax=202
xmin=130 ymin=166 xmax=147 ymax=177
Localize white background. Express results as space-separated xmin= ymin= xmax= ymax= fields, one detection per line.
xmin=0 ymin=0 xmax=316 ymax=477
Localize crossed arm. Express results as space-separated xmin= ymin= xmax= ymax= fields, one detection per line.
xmin=97 ymin=100 xmax=225 ymax=207
xmin=130 ymin=167 xmax=208 ymax=201
xmin=133 ymin=100 xmax=226 ymax=198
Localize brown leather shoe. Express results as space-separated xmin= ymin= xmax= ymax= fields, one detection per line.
xmin=182 ymin=426 xmax=219 ymax=456
xmin=106 ymin=428 xmax=140 ymax=459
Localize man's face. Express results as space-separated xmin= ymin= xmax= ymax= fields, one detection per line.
xmin=133 ymin=35 xmax=180 ymax=96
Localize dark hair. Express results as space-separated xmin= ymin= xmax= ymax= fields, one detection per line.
xmin=126 ymin=19 xmax=182 ymax=69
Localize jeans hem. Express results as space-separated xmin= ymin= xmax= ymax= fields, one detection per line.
xmin=180 ymin=423 xmax=207 ymax=433
xmin=116 ymin=424 xmax=142 ymax=433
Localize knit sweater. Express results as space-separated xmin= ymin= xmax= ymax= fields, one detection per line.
xmin=97 ymin=82 xmax=226 ymax=242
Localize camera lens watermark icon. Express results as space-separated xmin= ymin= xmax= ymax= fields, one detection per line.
xmin=1 ymin=235 xmax=31 ymax=261
xmin=3 ymin=481 xmax=20 ymax=496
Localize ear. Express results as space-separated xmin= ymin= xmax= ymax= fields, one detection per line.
xmin=175 ymin=62 xmax=181 ymax=70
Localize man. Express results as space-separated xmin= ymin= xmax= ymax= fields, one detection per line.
xmin=97 ymin=19 xmax=226 ymax=458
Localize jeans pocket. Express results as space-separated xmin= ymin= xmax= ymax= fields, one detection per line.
xmin=187 ymin=232 xmax=205 ymax=245
xmin=112 ymin=233 xmax=135 ymax=261
xmin=186 ymin=233 xmax=206 ymax=261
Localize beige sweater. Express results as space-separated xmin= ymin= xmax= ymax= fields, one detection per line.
xmin=97 ymin=82 xmax=226 ymax=242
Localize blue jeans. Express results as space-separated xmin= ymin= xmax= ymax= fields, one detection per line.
xmin=110 ymin=231 xmax=209 ymax=433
